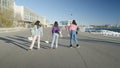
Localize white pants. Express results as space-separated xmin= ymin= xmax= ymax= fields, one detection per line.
xmin=51 ymin=33 xmax=59 ymax=48
xmin=29 ymin=35 xmax=40 ymax=49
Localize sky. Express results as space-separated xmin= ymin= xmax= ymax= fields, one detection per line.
xmin=15 ymin=0 xmax=120 ymax=25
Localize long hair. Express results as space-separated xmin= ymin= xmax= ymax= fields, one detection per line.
xmin=53 ymin=21 xmax=58 ymax=27
xmin=72 ymin=20 xmax=77 ymax=25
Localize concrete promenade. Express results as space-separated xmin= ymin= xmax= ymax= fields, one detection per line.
xmin=0 ymin=27 xmax=120 ymax=68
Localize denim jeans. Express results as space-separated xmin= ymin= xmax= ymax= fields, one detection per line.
xmin=51 ymin=33 xmax=59 ymax=48
xmin=70 ymin=30 xmax=78 ymax=45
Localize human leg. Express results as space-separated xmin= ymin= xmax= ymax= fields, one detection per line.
xmin=51 ymin=33 xmax=56 ymax=48
xmin=73 ymin=31 xmax=78 ymax=44
xmin=37 ymin=35 xmax=40 ymax=49
xmin=55 ymin=33 xmax=59 ymax=48
xmin=70 ymin=31 xmax=73 ymax=47
xmin=29 ymin=35 xmax=37 ymax=49
xmin=73 ymin=31 xmax=80 ymax=48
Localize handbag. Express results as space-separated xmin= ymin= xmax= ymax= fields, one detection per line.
xmin=28 ymin=36 xmax=33 ymax=41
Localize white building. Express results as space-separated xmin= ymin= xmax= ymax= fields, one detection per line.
xmin=14 ymin=3 xmax=49 ymax=28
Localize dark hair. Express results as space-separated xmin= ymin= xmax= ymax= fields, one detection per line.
xmin=34 ymin=20 xmax=40 ymax=25
xmin=34 ymin=20 xmax=41 ymax=29
xmin=72 ymin=20 xmax=77 ymax=25
xmin=53 ymin=21 xmax=58 ymax=27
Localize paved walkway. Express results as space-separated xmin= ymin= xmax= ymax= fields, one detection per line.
xmin=0 ymin=27 xmax=120 ymax=68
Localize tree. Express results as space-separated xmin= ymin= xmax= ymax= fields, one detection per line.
xmin=0 ymin=7 xmax=14 ymax=27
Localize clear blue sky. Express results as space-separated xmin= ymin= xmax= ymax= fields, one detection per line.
xmin=15 ymin=0 xmax=120 ymax=25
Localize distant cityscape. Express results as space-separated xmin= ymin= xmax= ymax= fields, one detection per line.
xmin=60 ymin=20 xmax=120 ymax=28
xmin=89 ymin=24 xmax=120 ymax=28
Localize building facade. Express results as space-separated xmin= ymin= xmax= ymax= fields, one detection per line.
xmin=0 ymin=0 xmax=50 ymax=28
xmin=14 ymin=3 xmax=50 ymax=28
xmin=0 ymin=0 xmax=14 ymax=9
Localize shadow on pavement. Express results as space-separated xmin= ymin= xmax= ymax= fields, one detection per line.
xmin=0 ymin=36 xmax=29 ymax=51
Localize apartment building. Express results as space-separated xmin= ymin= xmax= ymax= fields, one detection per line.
xmin=0 ymin=0 xmax=49 ymax=28
xmin=14 ymin=3 xmax=50 ymax=28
